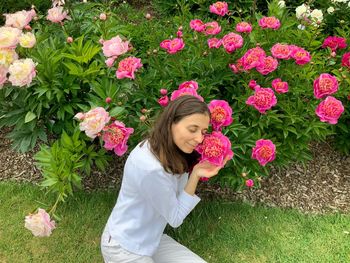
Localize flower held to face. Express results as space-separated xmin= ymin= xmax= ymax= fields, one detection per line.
xmin=24 ymin=208 xmax=56 ymax=237
xmin=313 ymin=73 xmax=338 ymax=99
xmin=252 ymin=139 xmax=276 ymax=166
xmin=102 ymin=121 xmax=134 ymax=156
xmin=196 ymin=131 xmax=233 ymax=166
xmin=208 ymin=100 xmax=233 ymax=131
xmin=315 ymin=96 xmax=344 ymax=124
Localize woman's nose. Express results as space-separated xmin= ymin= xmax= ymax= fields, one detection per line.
xmin=194 ymin=132 xmax=204 ymax=143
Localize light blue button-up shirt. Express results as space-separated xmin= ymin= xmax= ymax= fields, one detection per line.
xmin=106 ymin=140 xmax=201 ymax=256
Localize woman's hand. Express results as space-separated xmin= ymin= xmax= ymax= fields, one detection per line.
xmin=191 ymin=156 xmax=230 ymax=179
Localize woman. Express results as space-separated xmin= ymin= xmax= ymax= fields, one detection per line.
xmin=101 ymin=95 xmax=228 ymax=262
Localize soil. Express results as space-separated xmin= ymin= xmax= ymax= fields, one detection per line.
xmin=1 ymin=128 xmax=350 ymax=214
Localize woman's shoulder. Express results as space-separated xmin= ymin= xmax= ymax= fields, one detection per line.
xmin=128 ymin=140 xmax=162 ymax=171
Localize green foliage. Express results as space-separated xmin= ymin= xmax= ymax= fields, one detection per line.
xmin=34 ymin=130 xmax=111 ymax=202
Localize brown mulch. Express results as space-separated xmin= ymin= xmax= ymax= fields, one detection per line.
xmin=1 ymin=127 xmax=350 ymax=214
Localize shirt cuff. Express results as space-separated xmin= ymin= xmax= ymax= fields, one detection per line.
xmin=178 ymin=190 xmax=201 ymax=211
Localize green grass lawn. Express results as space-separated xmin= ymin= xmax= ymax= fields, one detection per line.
xmin=1 ymin=182 xmax=350 ymax=263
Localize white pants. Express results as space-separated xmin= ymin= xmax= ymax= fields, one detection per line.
xmin=101 ymin=227 xmax=207 ymax=263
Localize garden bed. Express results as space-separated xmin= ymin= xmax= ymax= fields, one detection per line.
xmin=2 ymin=128 xmax=349 ymax=214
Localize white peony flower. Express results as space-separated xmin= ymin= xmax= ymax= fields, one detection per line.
xmin=295 ymin=4 xmax=310 ymax=19
xmin=278 ymin=1 xmax=285 ymax=8
xmin=327 ymin=6 xmax=335 ymax=14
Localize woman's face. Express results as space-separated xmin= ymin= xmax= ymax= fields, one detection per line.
xmin=171 ymin=113 xmax=210 ymax=154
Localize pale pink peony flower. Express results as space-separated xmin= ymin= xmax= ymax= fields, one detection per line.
xmin=271 ymin=43 xmax=291 ymax=59
xmin=102 ymin=121 xmax=134 ymax=156
xmin=170 ymin=88 xmax=204 ymax=101
xmin=158 ymin=95 xmax=169 ymax=107
xmin=272 ymin=78 xmax=288 ymax=93
xmin=290 ymin=46 xmax=311 ymax=65
xmin=252 ymin=139 xmax=276 ymax=166
xmin=208 ymin=100 xmax=233 ymax=131
xmin=190 ymin=19 xmax=206 ymax=32
xmin=102 ymin=35 xmax=129 ymax=58
xmin=204 ymin=22 xmax=221 ymax=35
xmin=246 ymin=86 xmax=277 ymax=114
xmin=8 ymin=58 xmax=36 ymax=87
xmin=315 ymin=96 xmax=344 ymax=124
xmin=207 ymin=38 xmax=222 ymax=49
xmin=322 ymin=36 xmax=347 ymax=52
xmin=19 ymin=32 xmax=36 ymax=48
xmin=235 ymin=22 xmax=252 ymax=33
xmin=245 ymin=179 xmax=254 ymax=188
xmin=24 ymin=208 xmax=56 ymax=237
xmin=99 ymin=13 xmax=107 ymax=21
xmin=209 ymin=1 xmax=229 ymax=16
xmin=0 ymin=65 xmax=8 ymax=88
xmin=160 ymin=38 xmax=185 ymax=54
xmin=241 ymin=47 xmax=266 ymax=70
xmin=116 ymin=57 xmax=142 ymax=79
xmin=258 ymin=16 xmax=281 ymax=30
xmin=195 ymin=131 xmax=233 ymax=166
xmin=47 ymin=7 xmax=69 ymax=23
xmin=160 ymin=88 xmax=168 ymax=95
xmin=221 ymin=32 xmax=243 ymax=53
xmin=342 ymin=52 xmax=350 ymax=69
xmin=0 ymin=27 xmax=21 ymax=49
xmin=76 ymin=107 xmax=110 ymax=138
xmin=4 ymin=9 xmax=36 ymax=29
xmin=178 ymin=80 xmax=198 ymax=90
xmin=313 ymin=73 xmax=338 ymax=99
xmin=0 ymin=48 xmax=18 ymax=67
xmin=256 ymin=56 xmax=278 ymax=75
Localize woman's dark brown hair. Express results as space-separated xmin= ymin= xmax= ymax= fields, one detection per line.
xmin=148 ymin=95 xmax=210 ymax=175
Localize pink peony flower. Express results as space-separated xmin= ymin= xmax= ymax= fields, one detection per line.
xmin=160 ymin=38 xmax=185 ymax=54
xmin=246 ymin=87 xmax=277 ymax=114
xmin=0 ymin=65 xmax=8 ymax=88
xmin=313 ymin=73 xmax=338 ymax=99
xmin=258 ymin=16 xmax=281 ymax=30
xmin=0 ymin=48 xmax=18 ymax=67
xmin=47 ymin=7 xmax=69 ymax=23
xmin=290 ymin=46 xmax=311 ymax=65
xmin=158 ymin=95 xmax=169 ymax=107
xmin=0 ymin=27 xmax=21 ymax=49
xmin=235 ymin=22 xmax=252 ymax=33
xmin=8 ymin=58 xmax=36 ymax=87
xmin=208 ymin=100 xmax=233 ymax=131
xmin=248 ymin=80 xmax=258 ymax=90
xmin=221 ymin=33 xmax=244 ymax=53
xmin=315 ymin=96 xmax=344 ymax=124
xmin=160 ymin=88 xmax=168 ymax=95
xmin=341 ymin=52 xmax=350 ymax=69
xmin=272 ymin=78 xmax=289 ymax=93
xmin=76 ymin=107 xmax=110 ymax=139
xmin=322 ymin=36 xmax=347 ymax=52
xmin=256 ymin=56 xmax=278 ymax=75
xmin=252 ymin=139 xmax=276 ymax=166
xmin=116 ymin=57 xmax=142 ymax=79
xmin=102 ymin=35 xmax=129 ymax=58
xmin=245 ymin=179 xmax=254 ymax=188
xmin=4 ymin=9 xmax=36 ymax=29
xmin=24 ymin=208 xmax=56 ymax=237
xmin=195 ymin=131 xmax=233 ymax=166
xmin=204 ymin=21 xmax=221 ymax=35
xmin=190 ymin=19 xmax=206 ymax=32
xmin=102 ymin=121 xmax=134 ymax=156
xmin=271 ymin=43 xmax=291 ymax=59
xmin=209 ymin=1 xmax=229 ymax=16
xmin=178 ymin=80 xmax=198 ymax=90
xmin=19 ymin=32 xmax=36 ymax=48
xmin=207 ymin=38 xmax=222 ymax=49
xmin=241 ymin=47 xmax=266 ymax=70
xmin=170 ymin=88 xmax=204 ymax=101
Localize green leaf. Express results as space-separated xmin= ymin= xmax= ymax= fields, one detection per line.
xmin=24 ymin=111 xmax=36 ymax=123
xmin=109 ymin=106 xmax=124 ymax=117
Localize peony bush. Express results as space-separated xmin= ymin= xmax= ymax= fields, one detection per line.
xmin=0 ymin=0 xmax=349 ymax=235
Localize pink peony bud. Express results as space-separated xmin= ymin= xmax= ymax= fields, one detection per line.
xmin=145 ymin=13 xmax=151 ymax=20
xmin=158 ymin=96 xmax=169 ymax=107
xmin=248 ymin=80 xmax=257 ymax=89
xmin=245 ymin=179 xmax=254 ymax=188
xmin=139 ymin=115 xmax=146 ymax=122
xmin=176 ymin=30 xmax=183 ymax=38
xmin=105 ymin=97 xmax=112 ymax=103
xmin=24 ymin=25 xmax=32 ymax=31
xmin=99 ymin=13 xmax=107 ymax=21
xmin=66 ymin=37 xmax=73 ymax=43
xmin=99 ymin=38 xmax=105 ymax=44
xmin=160 ymin=88 xmax=168 ymax=95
